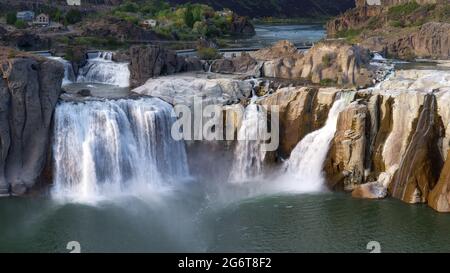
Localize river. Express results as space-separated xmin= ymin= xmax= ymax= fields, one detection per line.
xmin=226 ymin=24 xmax=326 ymax=48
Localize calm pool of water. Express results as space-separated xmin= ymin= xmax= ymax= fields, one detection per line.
xmin=1 ymin=189 xmax=449 ymax=253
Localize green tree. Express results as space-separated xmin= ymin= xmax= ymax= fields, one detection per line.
xmin=6 ymin=12 xmax=17 ymax=25
xmin=65 ymin=9 xmax=82 ymax=25
xmin=14 ymin=20 xmax=27 ymax=29
xmin=184 ymin=5 xmax=195 ymax=28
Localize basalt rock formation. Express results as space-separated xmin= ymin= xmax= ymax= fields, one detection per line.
xmin=212 ymin=40 xmax=377 ymax=88
xmin=319 ymin=69 xmax=450 ymax=211
xmin=128 ymin=45 xmax=204 ymax=88
xmin=327 ymin=3 xmax=450 ymax=60
xmin=0 ymin=48 xmax=64 ymax=196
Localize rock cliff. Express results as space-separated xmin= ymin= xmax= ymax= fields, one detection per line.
xmin=327 ymin=3 xmax=450 ymax=60
xmin=0 ymin=48 xmax=64 ymax=196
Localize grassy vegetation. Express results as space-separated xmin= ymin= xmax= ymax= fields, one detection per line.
xmin=387 ymin=1 xmax=421 ymax=20
xmin=319 ymin=79 xmax=337 ymax=86
xmin=197 ymin=47 xmax=222 ymax=60
xmin=336 ymin=28 xmax=362 ymax=44
xmin=335 ymin=2 xmax=450 ymax=43
xmin=57 ymin=36 xmax=126 ymax=50
xmin=108 ymin=1 xmax=246 ymax=41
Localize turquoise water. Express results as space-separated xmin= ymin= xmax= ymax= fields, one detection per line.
xmin=227 ymin=24 xmax=325 ymax=48
xmin=1 ymin=190 xmax=449 ymax=253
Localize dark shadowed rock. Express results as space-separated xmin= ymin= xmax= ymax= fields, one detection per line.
xmin=389 ymin=95 xmax=444 ymax=203
xmin=129 ymin=45 xmax=203 ymax=88
xmin=210 ymin=53 xmax=260 ymax=76
xmin=0 ymin=47 xmax=64 ymax=196
xmin=78 ymin=89 xmax=92 ymax=97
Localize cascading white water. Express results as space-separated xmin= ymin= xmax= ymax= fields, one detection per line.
xmin=283 ymin=92 xmax=355 ymax=192
xmin=47 ymin=56 xmax=76 ymax=86
xmin=52 ymin=97 xmax=189 ymax=202
xmin=228 ymin=99 xmax=268 ymax=183
xmin=76 ymin=51 xmax=130 ymax=87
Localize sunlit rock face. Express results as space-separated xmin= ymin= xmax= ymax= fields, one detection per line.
xmin=257 ymin=87 xmax=340 ymax=157
xmin=389 ymin=94 xmax=444 ymax=203
xmin=320 ymin=69 xmax=450 ymax=209
xmin=132 ymin=74 xmax=253 ymax=107
xmin=324 ymin=101 xmax=369 ymax=191
xmin=429 ymin=150 xmax=450 ymax=212
xmin=209 ymin=40 xmax=378 ymax=88
xmin=254 ymin=40 xmax=376 ymax=88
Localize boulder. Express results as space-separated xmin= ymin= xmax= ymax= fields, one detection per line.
xmin=300 ymin=40 xmax=375 ymax=88
xmin=429 ymin=149 xmax=450 ymax=212
xmin=129 ymin=45 xmax=203 ymax=88
xmin=352 ymin=181 xmax=387 ymax=199
xmin=77 ymin=89 xmax=91 ymax=97
xmin=210 ymin=53 xmax=261 ymax=76
xmin=132 ymin=75 xmax=253 ymax=107
xmin=252 ymin=40 xmax=376 ymax=87
xmin=0 ymin=48 xmax=64 ymax=195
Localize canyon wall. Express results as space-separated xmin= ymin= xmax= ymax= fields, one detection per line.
xmin=0 ymin=48 xmax=64 ymax=196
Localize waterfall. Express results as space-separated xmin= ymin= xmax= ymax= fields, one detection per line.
xmin=283 ymin=92 xmax=354 ymax=192
xmin=76 ymin=52 xmax=130 ymax=88
xmin=47 ymin=56 xmax=76 ymax=86
xmin=228 ymin=99 xmax=268 ymax=183
xmin=52 ymin=97 xmax=189 ymax=202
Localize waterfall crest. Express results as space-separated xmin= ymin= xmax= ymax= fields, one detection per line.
xmin=48 ymin=56 xmax=76 ymax=86
xmin=283 ymin=92 xmax=355 ymax=192
xmin=52 ymin=98 xmax=189 ymax=202
xmin=77 ymin=52 xmax=130 ymax=87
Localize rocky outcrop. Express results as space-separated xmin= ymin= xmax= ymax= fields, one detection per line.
xmin=210 ymin=53 xmax=261 ymax=76
xmin=212 ymin=40 xmax=377 ymax=88
xmin=0 ymin=48 xmax=64 ymax=196
xmin=361 ymin=23 xmax=450 ymax=60
xmin=3 ymin=30 xmax=51 ymax=51
xmin=299 ymin=40 xmax=375 ymax=88
xmin=129 ymin=45 xmax=203 ymax=88
xmin=389 ymin=94 xmax=444 ymax=203
xmin=325 ymin=100 xmax=369 ymax=191
xmin=229 ymin=14 xmax=255 ymax=35
xmin=428 ymin=150 xmax=450 ymax=212
xmin=79 ymin=16 xmax=162 ymax=42
xmin=132 ymin=74 xmax=253 ymax=107
xmin=257 ymin=86 xmax=339 ymax=157
xmin=318 ymin=69 xmax=450 ymax=211
xmin=327 ymin=6 xmax=384 ymax=37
